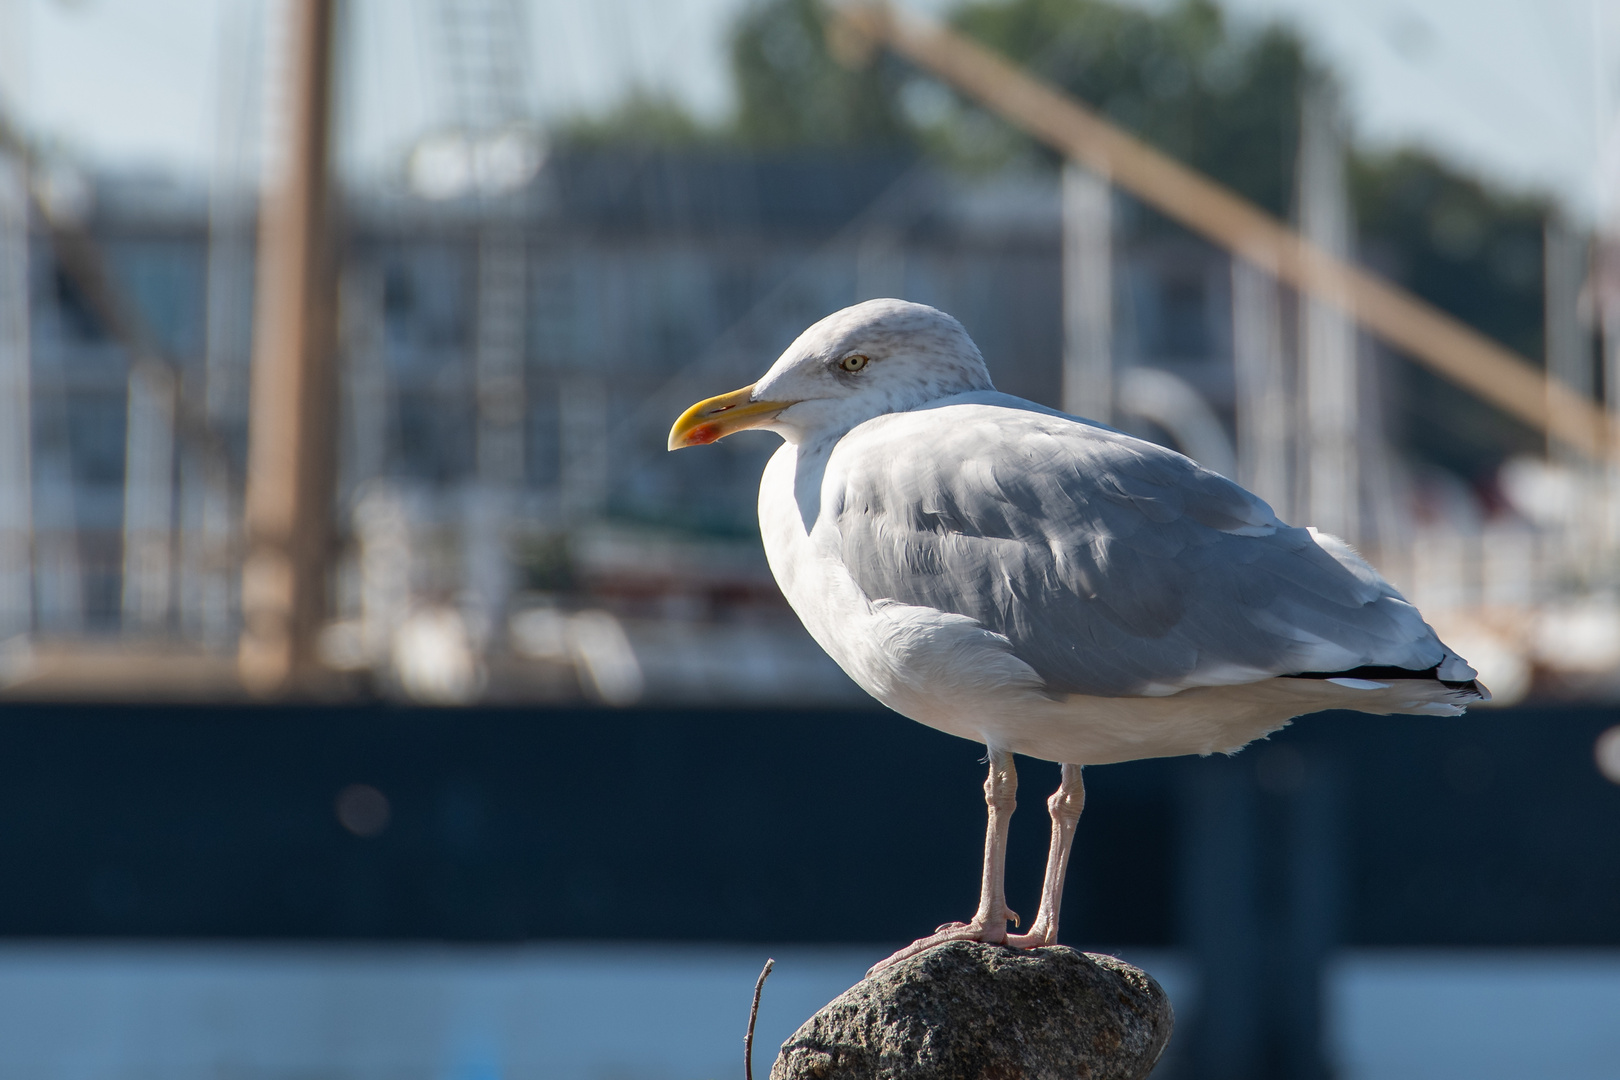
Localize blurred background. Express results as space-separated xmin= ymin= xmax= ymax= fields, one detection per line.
xmin=0 ymin=0 xmax=1618 ymax=1076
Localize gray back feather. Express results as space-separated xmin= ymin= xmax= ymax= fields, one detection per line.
xmin=830 ymin=397 xmax=1445 ymax=697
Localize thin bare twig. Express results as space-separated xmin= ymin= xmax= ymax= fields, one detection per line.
xmin=746 ymin=957 xmax=776 ymax=1080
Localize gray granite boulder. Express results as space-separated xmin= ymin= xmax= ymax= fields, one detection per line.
xmin=771 ymin=942 xmax=1172 ymax=1080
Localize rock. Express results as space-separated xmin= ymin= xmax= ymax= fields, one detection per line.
xmin=770 ymin=942 xmax=1173 ymax=1080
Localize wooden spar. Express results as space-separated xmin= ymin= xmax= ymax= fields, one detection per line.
xmin=239 ymin=0 xmax=340 ymax=695
xmin=834 ymin=3 xmax=1608 ymax=457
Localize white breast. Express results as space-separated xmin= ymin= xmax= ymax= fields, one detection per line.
xmin=759 ymin=440 xmax=1059 ymax=747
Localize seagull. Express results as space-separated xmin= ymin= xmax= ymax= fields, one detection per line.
xmin=669 ymin=298 xmax=1487 ymax=973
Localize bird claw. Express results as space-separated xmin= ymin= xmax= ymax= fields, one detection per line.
xmin=869 ymin=911 xmax=1020 ymax=977
xmin=934 ymin=909 xmax=1016 ymax=935
xmin=1004 ymin=924 xmax=1056 ymax=949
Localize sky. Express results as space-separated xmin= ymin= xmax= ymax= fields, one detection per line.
xmin=1214 ymin=0 xmax=1620 ymax=223
xmin=1 ymin=0 xmax=1618 ymax=222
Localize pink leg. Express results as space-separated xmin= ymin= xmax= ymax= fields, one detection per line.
xmin=868 ymin=749 xmax=1021 ymax=976
xmin=1006 ymin=763 xmax=1085 ymax=948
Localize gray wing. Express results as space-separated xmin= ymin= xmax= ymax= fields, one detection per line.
xmin=830 ymin=402 xmax=1449 ymax=697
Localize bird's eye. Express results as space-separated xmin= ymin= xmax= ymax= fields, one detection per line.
xmin=840 ymin=354 xmax=870 ymax=373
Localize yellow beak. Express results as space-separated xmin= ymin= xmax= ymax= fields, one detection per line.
xmin=667 ymin=384 xmax=790 ymax=450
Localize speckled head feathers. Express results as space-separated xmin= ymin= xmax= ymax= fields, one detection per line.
xmin=751 ymin=299 xmax=995 ymax=440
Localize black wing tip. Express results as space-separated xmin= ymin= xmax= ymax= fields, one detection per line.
xmin=1293 ymin=662 xmax=1485 ymax=696
xmin=1291 ymin=663 xmax=1491 ymax=710
xmin=1292 ymin=662 xmax=1436 ymax=682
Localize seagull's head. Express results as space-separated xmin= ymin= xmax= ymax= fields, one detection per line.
xmin=668 ymin=299 xmax=994 ymax=449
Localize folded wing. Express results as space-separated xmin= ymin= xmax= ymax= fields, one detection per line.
xmin=831 ymin=399 xmax=1470 ymax=698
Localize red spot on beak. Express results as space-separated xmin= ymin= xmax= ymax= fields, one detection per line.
xmin=688 ymin=423 xmax=721 ymax=445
